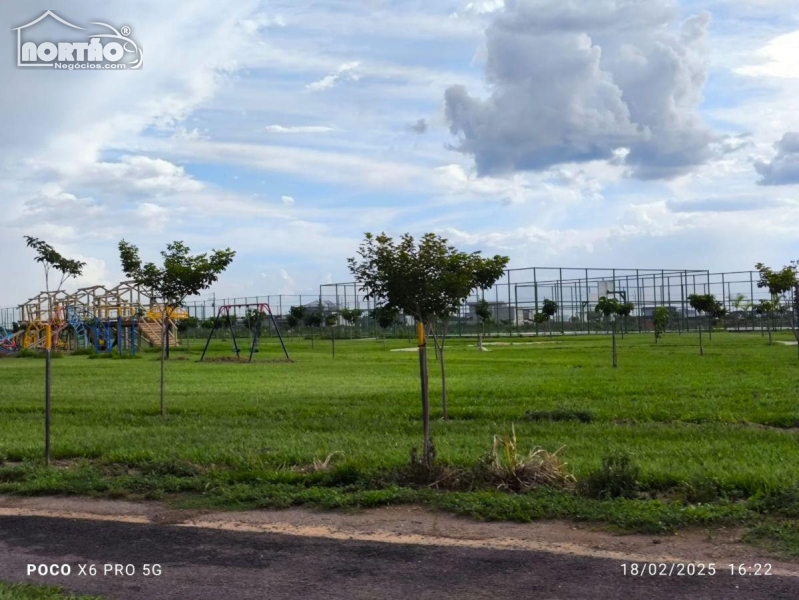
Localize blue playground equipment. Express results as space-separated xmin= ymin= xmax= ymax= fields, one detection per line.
xmin=65 ymin=306 xmax=138 ymax=355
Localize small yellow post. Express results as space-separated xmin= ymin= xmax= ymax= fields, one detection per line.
xmin=417 ymin=322 xmax=425 ymax=346
xmin=45 ymin=324 xmax=52 ymax=350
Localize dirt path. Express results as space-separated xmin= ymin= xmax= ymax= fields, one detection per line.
xmin=0 ymin=496 xmax=796 ymax=599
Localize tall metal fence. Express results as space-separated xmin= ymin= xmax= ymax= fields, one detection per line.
xmin=1 ymin=268 xmax=794 ymax=336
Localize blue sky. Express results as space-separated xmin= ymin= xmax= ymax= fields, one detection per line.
xmin=2 ymin=0 xmax=799 ymax=307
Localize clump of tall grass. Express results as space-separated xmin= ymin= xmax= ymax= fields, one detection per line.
xmin=476 ymin=425 xmax=574 ymax=492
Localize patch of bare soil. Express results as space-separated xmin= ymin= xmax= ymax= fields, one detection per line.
xmin=0 ymin=496 xmax=796 ymax=576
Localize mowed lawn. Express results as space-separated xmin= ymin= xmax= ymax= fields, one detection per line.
xmin=1 ymin=330 xmax=798 ymax=498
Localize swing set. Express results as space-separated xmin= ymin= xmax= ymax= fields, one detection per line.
xmin=200 ymin=303 xmax=290 ymax=362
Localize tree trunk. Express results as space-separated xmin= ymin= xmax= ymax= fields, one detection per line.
xmin=160 ymin=320 xmax=167 ymax=416
xmin=429 ymin=325 xmax=448 ymax=419
xmin=417 ymin=323 xmax=431 ymax=465
xmin=331 ymin=330 xmax=336 ymax=358
xmin=698 ymin=322 xmax=704 ymax=357
xmin=708 ymin=317 xmax=713 ymax=341
xmin=768 ymin=313 xmax=773 ymax=346
xmin=44 ymin=347 xmax=52 ymax=466
xmin=612 ymin=321 xmax=617 ymax=368
xmin=477 ymin=322 xmax=484 ymax=351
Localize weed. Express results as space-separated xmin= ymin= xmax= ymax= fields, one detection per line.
xmin=525 ymin=409 xmax=593 ymax=423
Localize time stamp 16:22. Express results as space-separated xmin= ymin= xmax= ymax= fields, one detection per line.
xmin=621 ymin=563 xmax=772 ymax=577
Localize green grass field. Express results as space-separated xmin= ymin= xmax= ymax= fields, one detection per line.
xmin=1 ymin=330 xmax=799 ymax=539
xmin=0 ymin=582 xmax=100 ymax=600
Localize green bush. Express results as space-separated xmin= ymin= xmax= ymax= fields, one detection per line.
xmin=579 ymin=451 xmax=640 ymax=499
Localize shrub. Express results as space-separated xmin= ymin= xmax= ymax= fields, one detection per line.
xmin=579 ymin=451 xmax=640 ymax=499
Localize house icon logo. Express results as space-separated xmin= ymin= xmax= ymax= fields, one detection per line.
xmin=13 ymin=10 xmax=143 ymax=70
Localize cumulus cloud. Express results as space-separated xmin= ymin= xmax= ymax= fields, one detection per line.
xmin=306 ymin=62 xmax=360 ymax=92
xmin=737 ymin=31 xmax=799 ymax=80
xmin=444 ymin=0 xmax=714 ymax=180
xmin=281 ymin=195 xmax=296 ymax=205
xmin=755 ymin=133 xmax=799 ymax=185
xmin=78 ymin=156 xmax=203 ymax=196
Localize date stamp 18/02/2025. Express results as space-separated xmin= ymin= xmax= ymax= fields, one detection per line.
xmin=621 ymin=563 xmax=772 ymax=577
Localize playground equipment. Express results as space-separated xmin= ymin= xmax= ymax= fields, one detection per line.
xmin=200 ymin=303 xmax=290 ymax=362
xmin=0 ymin=326 xmax=22 ymax=355
xmin=14 ymin=281 xmax=187 ymax=355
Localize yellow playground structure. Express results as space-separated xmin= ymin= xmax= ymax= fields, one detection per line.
xmin=8 ymin=281 xmax=188 ymax=354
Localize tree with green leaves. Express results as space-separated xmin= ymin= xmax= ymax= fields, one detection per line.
xmin=339 ymin=307 xmax=364 ymax=339
xmin=730 ymin=293 xmax=752 ymax=330
xmin=475 ymin=299 xmax=493 ymax=351
xmin=325 ymin=312 xmax=338 ymax=357
xmin=653 ymin=306 xmax=669 ymax=344
xmin=755 ymin=300 xmax=777 ymax=345
xmin=348 ymin=232 xmax=508 ymax=461
xmin=756 ymin=262 xmax=799 ymax=353
xmin=241 ymin=308 xmax=267 ymax=330
xmin=25 ymin=237 xmax=86 ymax=465
xmin=616 ymin=302 xmax=635 ymax=338
xmin=595 ymin=296 xmax=620 ymax=367
xmin=541 ymin=299 xmax=558 ymax=337
xmin=286 ymin=305 xmax=307 ymax=339
xmin=688 ymin=293 xmax=721 ymax=355
xmin=304 ymin=311 xmax=323 ymax=348
xmin=119 ymin=240 xmax=235 ymax=416
xmin=176 ymin=316 xmax=200 ymax=332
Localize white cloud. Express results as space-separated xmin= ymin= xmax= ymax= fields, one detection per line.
xmin=445 ymin=1 xmax=715 ymax=180
xmin=737 ymin=30 xmax=799 ymax=79
xmin=306 ymin=62 xmax=361 ymax=92
xmin=265 ymin=125 xmax=336 ymax=134
xmin=79 ymin=156 xmax=203 ymax=196
xmin=281 ymin=195 xmax=296 ymax=205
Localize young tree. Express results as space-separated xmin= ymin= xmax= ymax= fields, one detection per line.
xmin=348 ymin=232 xmax=507 ymax=461
xmin=339 ymin=307 xmax=364 ymax=339
xmin=371 ymin=306 xmax=401 ymax=347
xmin=325 ymin=312 xmax=338 ymax=357
xmin=541 ymin=299 xmax=558 ymax=337
xmin=617 ymin=302 xmax=635 ymax=339
xmin=687 ymin=294 xmax=718 ymax=355
xmin=427 ymin=247 xmax=508 ymax=420
xmin=475 ymin=299 xmax=493 ymax=351
xmin=653 ymin=306 xmax=670 ymax=344
xmin=755 ymin=300 xmax=777 ymax=345
xmin=595 ymin=296 xmax=620 ymax=367
xmin=24 ymin=237 xmax=86 ymax=465
xmin=304 ymin=311 xmax=323 ymax=348
xmin=286 ymin=305 xmax=307 ymax=340
xmin=730 ymin=293 xmax=752 ymax=330
xmin=756 ymin=262 xmax=799 ymax=354
xmin=119 ymin=240 xmax=235 ymax=416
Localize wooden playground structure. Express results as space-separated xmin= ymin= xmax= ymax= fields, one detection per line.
xmin=0 ymin=281 xmax=188 ymax=355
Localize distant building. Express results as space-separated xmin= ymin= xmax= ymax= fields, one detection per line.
xmin=467 ymin=301 xmax=526 ymax=325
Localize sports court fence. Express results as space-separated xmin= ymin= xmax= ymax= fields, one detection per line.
xmin=1 ymin=268 xmax=795 ymax=337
